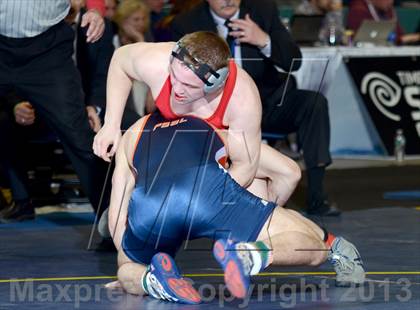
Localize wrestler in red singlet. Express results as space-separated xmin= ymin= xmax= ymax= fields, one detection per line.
xmin=155 ymin=60 xmax=237 ymax=130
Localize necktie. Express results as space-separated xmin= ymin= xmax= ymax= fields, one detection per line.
xmin=224 ymin=19 xmax=235 ymax=57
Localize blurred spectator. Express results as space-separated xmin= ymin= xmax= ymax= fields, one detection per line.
xmin=105 ymin=0 xmax=118 ymax=19
xmin=105 ymin=0 xmax=119 ymax=36
xmin=144 ymin=0 xmax=166 ymax=40
xmin=0 ymin=100 xmax=25 ymax=218
xmin=0 ymin=0 xmax=108 ymax=221
xmin=155 ymin=0 xmax=202 ymax=41
xmin=274 ymin=0 xmax=301 ymax=6
xmin=113 ymin=0 xmax=154 ymax=124
xmin=0 ymin=95 xmax=56 ymax=222
xmin=0 ymin=98 xmax=52 ymax=222
xmin=296 ymin=0 xmax=341 ymax=15
xmin=296 ymin=0 xmax=345 ymax=45
xmin=347 ymin=0 xmax=419 ymax=44
xmin=113 ymin=0 xmax=152 ymax=45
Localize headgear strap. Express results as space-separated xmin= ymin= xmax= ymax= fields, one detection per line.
xmin=171 ymin=42 xmax=220 ymax=87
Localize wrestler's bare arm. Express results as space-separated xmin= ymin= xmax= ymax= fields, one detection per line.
xmin=108 ymin=118 xmax=147 ymax=249
xmin=105 ymin=42 xmax=172 ymax=125
xmin=225 ymin=69 xmax=262 ymax=188
xmin=93 ymin=42 xmax=174 ymax=161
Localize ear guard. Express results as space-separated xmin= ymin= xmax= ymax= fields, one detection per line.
xmin=171 ymin=41 xmax=229 ymax=94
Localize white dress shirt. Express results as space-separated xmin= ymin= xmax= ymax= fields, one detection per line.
xmin=209 ymin=8 xmax=272 ymax=67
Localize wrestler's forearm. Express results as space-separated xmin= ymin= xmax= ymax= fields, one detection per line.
xmin=113 ymin=230 xmax=125 ymax=251
xmin=108 ymin=169 xmax=134 ymax=249
xmin=108 ymin=184 xmax=131 ymax=250
xmin=108 ymin=193 xmax=126 ymax=249
xmin=109 ymin=221 xmax=124 ymax=250
xmin=108 ymin=143 xmax=135 ymax=249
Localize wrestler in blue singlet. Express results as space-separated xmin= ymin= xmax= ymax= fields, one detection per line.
xmin=123 ymin=112 xmax=276 ymax=264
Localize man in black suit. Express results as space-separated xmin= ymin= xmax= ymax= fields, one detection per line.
xmin=171 ymin=0 xmax=339 ymax=216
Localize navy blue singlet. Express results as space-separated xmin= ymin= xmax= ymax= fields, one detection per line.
xmin=122 ymin=113 xmax=276 ymax=264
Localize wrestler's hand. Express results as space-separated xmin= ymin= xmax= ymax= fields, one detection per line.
xmin=14 ymin=101 xmax=35 ymax=126
xmin=86 ymin=105 xmax=102 ymax=133
xmin=81 ymin=9 xmax=105 ymax=43
xmin=93 ymin=124 xmax=121 ymax=162
xmin=228 ymin=14 xmax=269 ymax=48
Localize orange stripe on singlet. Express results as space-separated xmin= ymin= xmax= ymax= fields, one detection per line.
xmin=131 ymin=114 xmax=152 ymax=163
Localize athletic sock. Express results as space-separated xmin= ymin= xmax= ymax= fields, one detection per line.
xmin=321 ymin=227 xmax=336 ymax=249
xmin=140 ymin=267 xmax=151 ymax=295
xmin=236 ymin=241 xmax=273 ymax=276
xmin=141 ymin=265 xmax=168 ymax=300
xmin=326 ymin=233 xmax=336 ymax=248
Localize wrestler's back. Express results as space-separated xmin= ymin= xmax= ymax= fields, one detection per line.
xmin=122 ymin=113 xmax=275 ymax=264
xmin=128 ymin=113 xmax=227 ymax=239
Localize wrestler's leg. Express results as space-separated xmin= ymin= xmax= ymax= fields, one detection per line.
xmin=116 ymin=249 xmax=148 ymax=295
xmin=256 ymin=208 xmax=364 ymax=286
xmin=256 ymin=206 xmax=327 ymax=266
xmin=214 ymin=207 xmax=327 ymax=290
xmin=247 ymin=144 xmax=301 ymax=206
xmin=213 ymin=200 xmax=364 ymax=297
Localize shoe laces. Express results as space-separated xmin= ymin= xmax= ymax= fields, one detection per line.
xmin=235 ymin=243 xmax=254 ymax=275
xmin=146 ymin=272 xmax=178 ymax=302
xmin=329 ymin=252 xmax=354 ymax=274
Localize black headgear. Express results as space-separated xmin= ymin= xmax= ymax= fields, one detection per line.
xmin=170 ymin=40 xmax=229 ymax=93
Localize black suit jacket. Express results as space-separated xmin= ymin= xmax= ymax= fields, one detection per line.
xmin=76 ymin=11 xmax=114 ymax=109
xmin=171 ymin=0 xmax=302 ymax=107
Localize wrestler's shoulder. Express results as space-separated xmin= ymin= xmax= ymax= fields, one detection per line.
xmin=227 ymin=68 xmax=261 ymax=116
xmin=122 ymin=41 xmax=175 ymax=60
xmin=234 ymin=66 xmax=258 ymax=90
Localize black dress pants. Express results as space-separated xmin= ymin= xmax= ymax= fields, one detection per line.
xmin=262 ymin=87 xmax=332 ymax=169
xmin=0 ymin=21 xmax=109 ymax=214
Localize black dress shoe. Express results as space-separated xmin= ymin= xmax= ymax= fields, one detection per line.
xmin=0 ymin=203 xmax=14 ymax=217
xmin=0 ymin=191 xmax=10 ymax=212
xmin=306 ymin=200 xmax=341 ymax=217
xmin=0 ymin=200 xmax=35 ymax=223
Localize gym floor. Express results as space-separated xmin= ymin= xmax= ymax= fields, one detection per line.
xmin=1 ymin=159 xmax=419 ymax=309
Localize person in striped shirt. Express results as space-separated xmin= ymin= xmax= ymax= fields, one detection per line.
xmin=0 ymin=0 xmax=110 ymax=220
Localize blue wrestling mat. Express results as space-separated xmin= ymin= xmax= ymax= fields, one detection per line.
xmin=0 ymin=208 xmax=419 ymax=309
